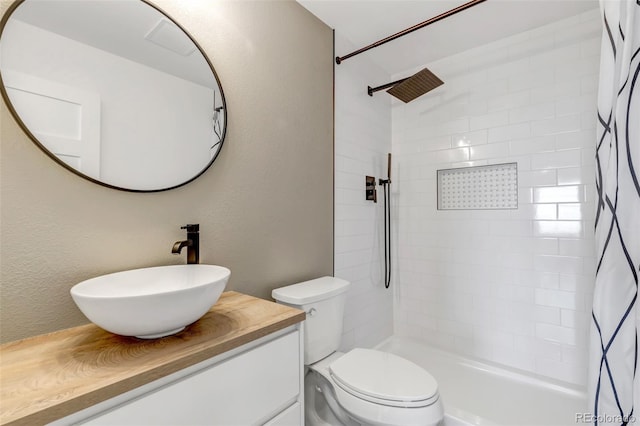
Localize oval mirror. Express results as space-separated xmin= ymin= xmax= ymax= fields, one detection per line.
xmin=0 ymin=0 xmax=226 ymax=192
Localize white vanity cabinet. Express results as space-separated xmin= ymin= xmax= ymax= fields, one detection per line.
xmin=56 ymin=328 xmax=303 ymax=426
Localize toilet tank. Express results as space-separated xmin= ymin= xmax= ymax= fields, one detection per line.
xmin=272 ymin=276 xmax=350 ymax=365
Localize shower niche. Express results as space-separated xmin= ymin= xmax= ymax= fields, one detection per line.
xmin=437 ymin=162 xmax=518 ymax=210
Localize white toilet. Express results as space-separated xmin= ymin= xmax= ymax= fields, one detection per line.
xmin=272 ymin=276 xmax=444 ymax=426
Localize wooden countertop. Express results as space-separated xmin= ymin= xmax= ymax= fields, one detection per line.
xmin=0 ymin=291 xmax=305 ymax=426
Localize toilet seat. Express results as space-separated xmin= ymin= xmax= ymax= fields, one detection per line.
xmin=329 ymin=348 xmax=439 ymax=408
xmin=308 ymin=350 xmax=444 ymax=426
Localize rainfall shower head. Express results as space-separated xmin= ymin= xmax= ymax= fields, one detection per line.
xmin=387 ymin=67 xmax=443 ymax=103
xmin=368 ymin=67 xmax=444 ymax=103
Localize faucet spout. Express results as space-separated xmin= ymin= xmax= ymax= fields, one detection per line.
xmin=172 ymin=239 xmax=192 ymax=254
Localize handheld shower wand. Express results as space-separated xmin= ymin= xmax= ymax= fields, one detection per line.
xmin=379 ymin=153 xmax=392 ymax=289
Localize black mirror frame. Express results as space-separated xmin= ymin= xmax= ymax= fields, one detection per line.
xmin=0 ymin=0 xmax=227 ymax=193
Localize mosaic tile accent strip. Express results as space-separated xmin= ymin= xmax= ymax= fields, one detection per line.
xmin=437 ymin=163 xmax=518 ymax=210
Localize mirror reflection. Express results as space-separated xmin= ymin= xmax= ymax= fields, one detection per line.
xmin=0 ymin=0 xmax=226 ymax=191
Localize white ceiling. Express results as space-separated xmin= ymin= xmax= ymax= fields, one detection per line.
xmin=298 ymin=0 xmax=600 ymax=77
xmin=10 ymin=0 xmax=216 ymax=88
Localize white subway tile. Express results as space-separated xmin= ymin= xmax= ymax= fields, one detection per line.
xmin=559 ymin=238 xmax=595 ymax=257
xmin=469 ymin=142 xmax=510 ymax=160
xmin=534 ymin=185 xmax=582 ymax=203
xmin=424 ymin=136 xmax=455 ymax=152
xmin=489 ymin=220 xmax=533 ymax=237
xmin=469 ymin=79 xmax=510 ymax=101
xmin=492 ymin=345 xmax=536 ymax=371
xmin=533 ymin=304 xmax=562 ymax=325
xmin=335 ymin=188 xmax=366 ymax=205
xmin=583 ymin=183 xmax=597 ymax=204
xmin=535 ymin=288 xmax=581 ymax=310
xmin=487 ymin=90 xmax=531 ymax=112
xmin=532 ymin=149 xmax=582 ymax=170
xmin=434 ymin=118 xmax=471 ymax=138
xmin=470 ymin=111 xmax=509 ymax=131
xmin=530 ymin=44 xmax=580 ymax=69
xmin=561 ymin=309 xmax=590 ymax=329
xmin=556 ymin=96 xmax=597 ymax=118
xmin=431 ymin=147 xmax=470 ymax=164
xmin=555 ymin=19 xmax=601 ymax=46
xmin=335 ymin=249 xmax=374 ymax=270
xmin=335 ymin=205 xmax=374 ymax=223
xmin=335 ymin=234 xmax=375 ymax=254
xmin=532 ymin=114 xmax=582 ymax=136
xmin=579 ymin=8 xmax=601 ymax=23
xmin=556 ymin=56 xmax=601 ymax=81
xmin=519 ymin=169 xmax=557 ymax=187
xmin=533 ymin=204 xmax=558 ymax=220
xmin=437 ymin=319 xmax=473 ymax=339
xmin=509 ymin=68 xmax=555 ymax=92
xmin=557 ymin=166 xmax=594 ymax=185
xmin=559 ymin=273 xmax=594 ymax=292
xmin=509 ymin=102 xmax=555 ymax=124
xmin=510 ymin=136 xmax=556 ymax=156
xmin=581 ymin=36 xmax=601 ymax=58
xmin=530 ymin=80 xmax=581 ymax=103
xmin=535 ymin=323 xmax=576 ymax=345
xmin=534 ymin=272 xmax=561 ymax=289
xmin=451 ymin=129 xmax=488 ymax=147
xmin=534 ymin=238 xmax=559 ymax=255
xmin=534 ymin=255 xmax=583 ymax=274
xmin=501 ymin=252 xmax=534 ymax=270
xmin=488 ymin=123 xmax=531 ymax=143
xmin=581 ymin=146 xmax=596 ymax=166
xmin=557 ymin=203 xmax=584 ymax=220
xmin=473 ymin=327 xmax=515 ymax=349
xmin=581 ymin=74 xmax=599 ymax=94
xmin=534 ymin=220 xmax=583 ymax=238
xmin=515 ymin=336 xmax=562 ymax=361
xmin=581 ymin=110 xmax=597 ymax=130
xmin=519 ymin=187 xmax=534 ymax=204
xmin=561 ymin=344 xmax=588 ymax=374
xmin=508 ymin=33 xmax=555 ymax=59
xmin=335 ymin=171 xmax=364 ymax=190
xmin=509 ymin=156 xmax=532 ymax=172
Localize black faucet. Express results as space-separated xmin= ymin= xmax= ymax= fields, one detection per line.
xmin=172 ymin=224 xmax=199 ymax=264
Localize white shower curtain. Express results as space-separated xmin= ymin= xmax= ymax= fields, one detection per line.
xmin=589 ymin=1 xmax=640 ymax=425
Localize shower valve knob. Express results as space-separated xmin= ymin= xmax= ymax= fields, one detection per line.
xmin=365 ymin=176 xmax=377 ymax=203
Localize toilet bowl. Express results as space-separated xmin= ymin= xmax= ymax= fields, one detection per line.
xmin=272 ymin=277 xmax=444 ymax=426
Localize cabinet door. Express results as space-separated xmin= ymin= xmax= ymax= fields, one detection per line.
xmin=83 ymin=331 xmax=300 ymax=425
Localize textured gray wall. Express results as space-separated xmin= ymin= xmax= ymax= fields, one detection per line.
xmin=0 ymin=0 xmax=334 ymax=343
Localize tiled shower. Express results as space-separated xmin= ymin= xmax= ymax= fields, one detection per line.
xmin=334 ymin=32 xmax=393 ymax=352
xmin=336 ymin=8 xmax=601 ymax=387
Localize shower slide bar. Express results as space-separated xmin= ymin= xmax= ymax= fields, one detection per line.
xmin=335 ymin=0 xmax=487 ymax=65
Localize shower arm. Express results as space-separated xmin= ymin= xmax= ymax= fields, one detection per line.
xmin=368 ymin=78 xmax=408 ymax=97
xmin=335 ymin=0 xmax=487 ymax=65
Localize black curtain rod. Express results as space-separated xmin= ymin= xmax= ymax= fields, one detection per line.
xmin=336 ymin=0 xmax=487 ymax=65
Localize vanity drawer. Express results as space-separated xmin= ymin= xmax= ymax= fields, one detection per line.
xmin=82 ymin=331 xmax=300 ymax=425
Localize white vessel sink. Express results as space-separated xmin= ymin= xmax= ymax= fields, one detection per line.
xmin=70 ymin=265 xmax=230 ymax=339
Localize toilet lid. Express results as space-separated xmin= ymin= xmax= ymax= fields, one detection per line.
xmin=329 ymin=349 xmax=438 ymax=406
